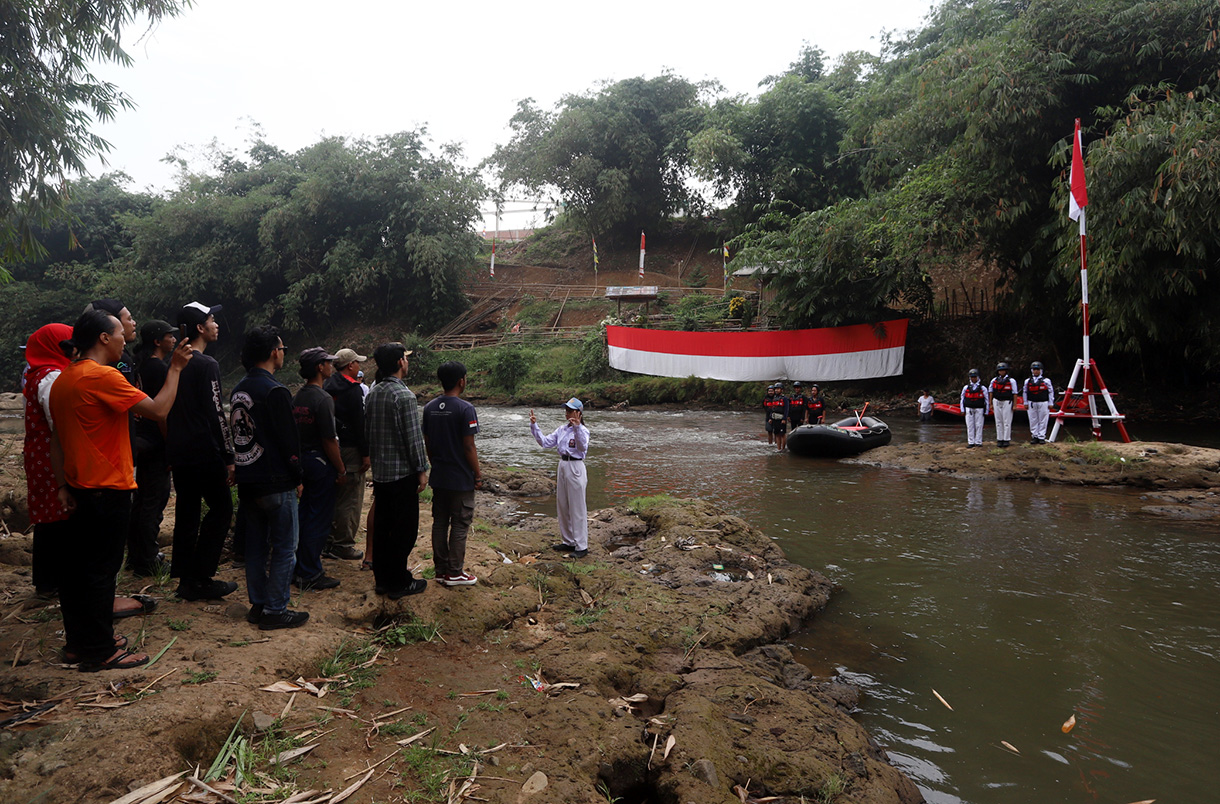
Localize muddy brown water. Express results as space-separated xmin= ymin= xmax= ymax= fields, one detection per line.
xmin=481 ymin=406 xmax=1220 ymax=804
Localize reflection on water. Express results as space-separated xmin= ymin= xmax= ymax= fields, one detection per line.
xmin=476 ymin=406 xmax=1220 ymax=804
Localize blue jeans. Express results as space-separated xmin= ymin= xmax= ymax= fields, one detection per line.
xmin=242 ymin=490 xmax=298 ymax=614
xmin=295 ymin=451 xmax=337 ymax=581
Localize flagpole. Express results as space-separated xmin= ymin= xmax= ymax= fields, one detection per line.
xmin=639 ymin=231 xmax=645 ymax=281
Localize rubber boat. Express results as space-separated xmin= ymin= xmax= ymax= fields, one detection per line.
xmin=787 ymin=416 xmax=892 ymax=458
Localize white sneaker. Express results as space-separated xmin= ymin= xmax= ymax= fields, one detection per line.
xmin=439 ymin=571 xmax=478 ymax=587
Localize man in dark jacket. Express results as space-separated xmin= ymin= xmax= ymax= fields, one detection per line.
xmin=231 ymin=326 xmax=308 ymax=630
xmin=167 ymin=301 xmax=236 ymax=601
xmin=323 ymin=347 xmax=370 ymax=561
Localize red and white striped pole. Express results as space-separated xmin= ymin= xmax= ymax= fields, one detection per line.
xmin=638 ymin=231 xmax=646 ymax=280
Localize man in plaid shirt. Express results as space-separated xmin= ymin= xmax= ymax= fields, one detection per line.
xmin=364 ymin=343 xmax=430 ymax=599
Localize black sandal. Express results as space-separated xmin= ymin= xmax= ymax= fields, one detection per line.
xmin=79 ymin=649 xmax=149 ymax=672
xmin=113 ymin=594 xmax=158 ymax=619
xmin=63 ymin=634 xmax=128 ymax=664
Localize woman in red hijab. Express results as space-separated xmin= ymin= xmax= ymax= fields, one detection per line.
xmin=22 ymin=323 xmax=73 ymax=597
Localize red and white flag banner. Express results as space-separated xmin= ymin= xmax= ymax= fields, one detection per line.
xmin=1068 ymin=118 xmax=1088 ymax=236
xmin=607 ymin=320 xmax=908 ymax=382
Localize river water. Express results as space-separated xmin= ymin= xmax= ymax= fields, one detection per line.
xmin=476 ymin=406 xmax=1219 ymax=804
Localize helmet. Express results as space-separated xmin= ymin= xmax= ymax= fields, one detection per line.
xmin=793 ymin=381 xmax=802 ymax=388
xmin=810 ymin=384 xmax=819 ymax=391
xmin=1031 ymin=361 xmax=1043 ymax=370
xmin=968 ymin=368 xmax=980 ymax=377
xmin=996 ymin=362 xmax=1009 ymax=372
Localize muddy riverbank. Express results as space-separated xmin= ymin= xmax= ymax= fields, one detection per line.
xmin=0 ymin=454 xmax=920 ymax=804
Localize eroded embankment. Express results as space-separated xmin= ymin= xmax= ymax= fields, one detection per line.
xmin=0 ymin=465 xmax=920 ymax=804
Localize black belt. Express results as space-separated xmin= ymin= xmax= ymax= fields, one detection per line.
xmin=560 ymin=455 xmax=583 ymax=461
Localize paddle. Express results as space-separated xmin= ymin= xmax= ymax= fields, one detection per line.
xmin=855 ymin=401 xmax=869 ymax=427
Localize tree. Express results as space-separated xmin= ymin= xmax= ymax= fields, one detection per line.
xmin=490 ymin=74 xmax=704 ymax=242
xmin=0 ymin=0 xmax=191 ymax=264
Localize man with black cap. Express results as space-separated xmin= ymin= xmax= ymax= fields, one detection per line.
xmin=291 ymin=347 xmax=345 ymax=591
xmin=127 ymin=320 xmax=177 ymax=576
xmin=1023 ymin=361 xmax=1054 ymax=444
xmin=323 ymin=347 xmax=370 ymax=562
xmin=960 ymin=368 xmax=989 ymax=447
xmin=788 ymin=382 xmax=808 ymax=430
xmin=365 ymin=342 xmax=429 ymax=599
xmin=167 ymin=301 xmax=237 ymax=601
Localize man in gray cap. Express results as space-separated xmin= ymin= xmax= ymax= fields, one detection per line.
xmin=323 ymin=347 xmax=370 ymax=561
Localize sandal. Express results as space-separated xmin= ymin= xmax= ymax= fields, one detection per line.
xmin=78 ymin=648 xmax=149 ymax=673
xmin=63 ymin=634 xmax=128 ymax=664
xmin=113 ymin=594 xmax=158 ymax=619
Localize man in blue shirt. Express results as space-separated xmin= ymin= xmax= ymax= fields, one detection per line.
xmin=422 ymin=361 xmax=482 ymax=587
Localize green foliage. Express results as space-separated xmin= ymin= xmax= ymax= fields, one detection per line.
xmin=113 ymin=132 xmax=483 ymax=339
xmin=489 ymin=346 xmax=531 ymax=394
xmin=374 ymin=615 xmax=443 ymax=646
xmin=0 ymin=0 xmax=190 ymax=262
xmin=491 ymin=74 xmax=706 ymax=241
xmin=1054 ymin=86 xmax=1220 ymax=369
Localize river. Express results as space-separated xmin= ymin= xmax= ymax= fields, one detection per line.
xmin=475 ymin=406 xmax=1220 ymax=804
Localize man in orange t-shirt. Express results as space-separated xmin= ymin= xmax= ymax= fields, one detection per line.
xmin=50 ymin=360 xmax=146 ymax=490
xmin=50 ymin=310 xmax=192 ymax=671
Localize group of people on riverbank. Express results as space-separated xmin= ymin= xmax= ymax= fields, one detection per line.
xmin=23 ymin=298 xmax=593 ymax=672
xmin=762 ymin=381 xmax=826 ymax=451
xmin=953 ymin=360 xmax=1055 ymax=447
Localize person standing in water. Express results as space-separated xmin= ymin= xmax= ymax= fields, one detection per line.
xmin=530 ymin=398 xmax=590 ymax=558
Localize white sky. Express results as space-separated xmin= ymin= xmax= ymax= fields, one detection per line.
xmin=88 ymin=0 xmax=934 ymax=226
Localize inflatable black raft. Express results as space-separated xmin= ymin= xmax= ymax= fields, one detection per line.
xmin=787 ymin=416 xmax=892 ymax=458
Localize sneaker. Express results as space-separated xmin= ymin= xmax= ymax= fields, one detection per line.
xmin=324 ymin=545 xmax=364 ymax=561
xmin=178 ymin=579 xmax=238 ymax=601
xmin=386 ymin=579 xmax=429 ymax=600
xmin=259 ymin=609 xmax=310 ymax=631
xmin=295 ymin=574 xmax=340 ymax=591
xmin=438 ymin=571 xmax=478 ymax=587
xmin=246 ymin=604 xmax=263 ymax=624
xmin=231 ymin=554 xmax=247 ymax=569
xmin=551 ymin=543 xmax=576 ymax=552
xmin=570 ymin=549 xmax=589 ymax=559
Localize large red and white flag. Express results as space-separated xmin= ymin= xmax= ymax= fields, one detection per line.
xmin=607 ymin=320 xmax=908 ymax=382
xmin=1068 ymin=118 xmax=1088 ymax=235
xmin=638 ymin=231 xmax=645 ymax=279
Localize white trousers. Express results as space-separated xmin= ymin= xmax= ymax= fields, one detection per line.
xmin=556 ymin=459 xmax=588 ymax=550
xmin=992 ymin=400 xmax=1013 ymax=442
xmin=1028 ymin=401 xmax=1050 ymax=440
xmin=964 ymin=408 xmax=985 ymax=445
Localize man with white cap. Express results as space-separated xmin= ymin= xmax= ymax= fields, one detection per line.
xmin=529 ymin=397 xmax=590 ymax=558
xmin=167 ymin=301 xmax=237 ymax=601
xmin=323 ymin=347 xmax=370 ymax=561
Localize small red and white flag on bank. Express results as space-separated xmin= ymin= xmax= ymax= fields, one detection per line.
xmin=638 ymin=231 xmax=645 ymax=279
xmin=1068 ymin=118 xmax=1088 ymax=236
xmin=607 ymin=320 xmax=908 ymax=382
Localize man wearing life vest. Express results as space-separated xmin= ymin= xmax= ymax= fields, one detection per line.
xmin=806 ymin=384 xmax=826 ymax=425
xmin=989 ymin=362 xmax=1019 ymax=447
xmin=1023 ymin=361 xmax=1054 ymax=444
xmin=960 ymin=368 xmax=989 ymax=447
xmin=763 ymin=384 xmax=776 ymax=444
xmin=787 ymin=382 xmax=808 ymax=429
xmin=767 ymin=384 xmax=790 ymax=451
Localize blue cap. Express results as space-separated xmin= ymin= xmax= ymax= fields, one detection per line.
xmin=564 ymin=397 xmax=584 ymax=411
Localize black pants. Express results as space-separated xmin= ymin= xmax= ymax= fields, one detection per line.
xmin=127 ymin=441 xmax=171 ymax=572
xmin=32 ymin=519 xmax=69 ymax=593
xmin=170 ymin=461 xmax=232 ymax=584
xmin=61 ymin=488 xmax=131 ymax=662
xmin=372 ymin=476 xmax=420 ymax=592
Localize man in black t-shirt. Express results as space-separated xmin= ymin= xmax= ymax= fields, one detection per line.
xmin=167 ymin=301 xmax=237 ymax=602
xmin=422 ymin=361 xmax=481 ymax=587
xmin=127 ymin=320 xmax=176 ymax=576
